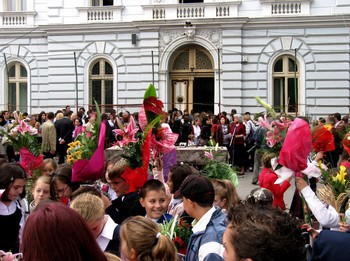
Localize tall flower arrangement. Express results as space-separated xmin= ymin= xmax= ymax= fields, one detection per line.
xmin=1 ymin=119 xmax=43 ymax=176
xmin=67 ymin=101 xmax=106 ymax=182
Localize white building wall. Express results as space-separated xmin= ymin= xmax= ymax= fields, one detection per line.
xmin=0 ymin=0 xmax=350 ymax=119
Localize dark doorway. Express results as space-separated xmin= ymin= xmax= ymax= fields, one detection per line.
xmin=193 ymin=77 xmax=214 ymax=113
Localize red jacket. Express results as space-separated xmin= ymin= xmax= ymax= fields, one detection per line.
xmin=259 ymin=168 xmax=291 ymax=210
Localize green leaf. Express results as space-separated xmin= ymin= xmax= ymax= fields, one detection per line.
xmin=144 ymin=84 xmax=157 ymax=100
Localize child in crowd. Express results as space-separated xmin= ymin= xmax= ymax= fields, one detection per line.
xmin=259 ymin=152 xmax=291 ymax=210
xmin=0 ymin=163 xmax=27 ymax=253
xmin=70 ymin=193 xmax=120 ymax=256
xmin=120 ymin=216 xmax=177 ymax=261
xmin=22 ymin=203 xmax=107 ymax=261
xmin=102 ymin=156 xmax=121 ymax=201
xmin=211 ymin=179 xmax=240 ymax=211
xmin=42 ymin=158 xmax=57 ymax=176
xmin=167 ymin=163 xmax=192 ymax=217
xmin=29 ymin=176 xmax=51 ymax=212
xmin=140 ymin=179 xmax=172 ymax=224
xmin=180 ymin=174 xmax=226 ymax=261
xmin=223 ymin=204 xmax=305 ymax=261
xmin=49 ymin=164 xmax=80 ymax=205
xmin=105 ymin=159 xmax=146 ymax=224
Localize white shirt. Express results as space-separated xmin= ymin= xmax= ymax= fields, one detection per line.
xmin=97 ymin=215 xmax=118 ymax=251
xmin=301 ymin=186 xmax=339 ymax=228
xmin=193 ymin=125 xmax=201 ymax=138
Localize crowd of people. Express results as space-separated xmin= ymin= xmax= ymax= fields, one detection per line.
xmin=0 ymin=106 xmax=350 ymax=260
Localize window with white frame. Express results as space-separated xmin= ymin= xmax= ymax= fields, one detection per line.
xmin=7 ymin=62 xmax=27 ymax=112
xmin=91 ymin=0 xmax=113 ymax=6
xmin=5 ymin=0 xmax=27 ymax=11
xmin=89 ymin=59 xmax=113 ymax=113
xmin=272 ymin=55 xmax=299 ymax=113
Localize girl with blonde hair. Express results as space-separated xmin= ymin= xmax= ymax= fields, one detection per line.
xmin=120 ymin=216 xmax=177 ymax=261
xmin=211 ymin=179 xmax=240 ymax=211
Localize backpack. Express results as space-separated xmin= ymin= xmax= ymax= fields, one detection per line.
xmin=245 ymin=121 xmax=256 ymax=145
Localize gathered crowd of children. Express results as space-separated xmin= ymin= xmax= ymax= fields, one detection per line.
xmin=1 ymin=107 xmax=350 ymax=260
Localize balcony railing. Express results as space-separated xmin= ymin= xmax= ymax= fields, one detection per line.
xmin=77 ymin=6 xmax=123 ymax=23
xmin=260 ymin=0 xmax=311 ymax=16
xmin=1 ymin=12 xmax=36 ymax=26
xmin=144 ymin=2 xmax=241 ymax=20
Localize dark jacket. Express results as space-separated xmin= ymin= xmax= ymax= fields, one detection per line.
xmin=310 ymin=230 xmax=350 ymax=261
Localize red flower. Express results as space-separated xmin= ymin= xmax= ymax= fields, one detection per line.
xmin=312 ymin=125 xmax=335 ymax=152
xmin=144 ymin=96 xmax=164 ymax=115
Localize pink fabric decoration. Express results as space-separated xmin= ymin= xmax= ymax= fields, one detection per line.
xmin=278 ymin=118 xmax=312 ymax=174
xmin=72 ymin=121 xmax=106 ymax=182
xmin=19 ymin=147 xmax=43 ymax=176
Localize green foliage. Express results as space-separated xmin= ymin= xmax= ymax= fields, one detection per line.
xmin=144 ymin=84 xmax=157 ymax=99
xmin=201 ymin=161 xmax=239 ymax=187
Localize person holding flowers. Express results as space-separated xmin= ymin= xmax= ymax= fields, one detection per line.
xmin=258 ymin=152 xmax=291 ymax=210
xmin=105 ymin=159 xmax=146 ymax=224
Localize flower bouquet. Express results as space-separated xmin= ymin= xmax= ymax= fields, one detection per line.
xmin=160 ymin=215 xmax=192 ymax=257
xmin=112 ymin=84 xmax=165 ymax=192
xmin=317 ymin=166 xmax=349 ymax=216
xmin=138 ymin=84 xmax=178 ymax=180
xmin=68 ymin=102 xmax=106 ymax=182
xmin=1 ymin=119 xmax=43 ymax=177
xmin=201 ymin=144 xmax=239 ymax=187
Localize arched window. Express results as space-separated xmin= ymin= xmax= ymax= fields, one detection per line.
xmin=89 ymin=59 xmax=113 ymax=112
xmin=272 ymin=55 xmax=299 ymax=113
xmin=4 ymin=0 xmax=27 ymax=11
xmin=7 ymin=62 xmax=27 ymax=112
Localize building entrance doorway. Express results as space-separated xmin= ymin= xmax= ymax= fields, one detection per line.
xmin=170 ymin=45 xmax=214 ymax=113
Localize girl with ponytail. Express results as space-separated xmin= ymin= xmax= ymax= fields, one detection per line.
xmin=120 ymin=216 xmax=177 ymax=261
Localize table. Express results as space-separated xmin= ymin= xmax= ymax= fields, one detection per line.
xmin=105 ymin=146 xmax=228 ymax=166
xmin=175 ymin=146 xmax=228 ymax=165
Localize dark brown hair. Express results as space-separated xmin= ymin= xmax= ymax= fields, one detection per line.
xmin=0 ymin=163 xmax=27 ymax=201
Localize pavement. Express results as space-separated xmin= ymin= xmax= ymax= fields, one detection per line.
xmin=235 ymin=170 xmax=296 ymax=210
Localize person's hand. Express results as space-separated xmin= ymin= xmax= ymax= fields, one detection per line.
xmin=155 ymin=156 xmax=163 ymax=171
xmin=295 ymin=177 xmax=308 ymax=191
xmin=301 ymin=224 xmax=319 ymax=239
xmin=50 ymin=150 xmax=56 ymax=155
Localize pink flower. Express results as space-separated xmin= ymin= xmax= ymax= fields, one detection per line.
xmin=266 ymin=131 xmax=277 ymax=147
xmin=113 ymin=116 xmax=139 ymax=147
xmin=204 ymin=151 xmax=214 ymax=160
xmin=258 ymin=115 xmax=272 ymax=130
xmin=85 ymin=132 xmax=92 ymax=138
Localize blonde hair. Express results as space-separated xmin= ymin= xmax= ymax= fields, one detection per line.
xmin=211 ymin=179 xmax=240 ymax=209
xmin=56 ymin=112 xmax=64 ymax=121
xmin=70 ymin=193 xmax=104 ymax=222
xmin=104 ymin=252 xmax=122 ymax=261
xmin=120 ymin=216 xmax=177 ymax=261
xmin=33 ymin=176 xmax=51 ymax=192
